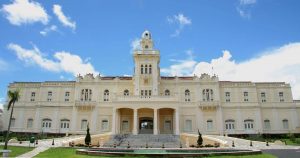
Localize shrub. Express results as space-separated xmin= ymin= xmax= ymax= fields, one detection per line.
xmin=197 ymin=129 xmax=203 ymax=146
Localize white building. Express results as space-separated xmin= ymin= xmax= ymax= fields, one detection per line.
xmin=2 ymin=31 xmax=300 ymax=135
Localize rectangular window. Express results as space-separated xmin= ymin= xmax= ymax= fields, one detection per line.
xmin=47 ymin=91 xmax=52 ymax=101
xmin=81 ymin=120 xmax=88 ymax=130
xmin=279 ymin=92 xmax=284 ymax=102
xmin=264 ymin=120 xmax=271 ymax=129
xmin=27 ymin=119 xmax=33 ymax=128
xmin=101 ymin=120 xmax=109 ymax=131
xmin=207 ymin=120 xmax=213 ymax=130
xmin=261 ymin=92 xmax=266 ymax=102
xmin=11 ymin=118 xmax=16 ymax=127
xmin=225 ymin=92 xmax=230 ymax=102
xmin=30 ymin=92 xmax=35 ymax=101
xmin=185 ymin=120 xmax=192 ymax=131
xmin=244 ymin=92 xmax=249 ymax=102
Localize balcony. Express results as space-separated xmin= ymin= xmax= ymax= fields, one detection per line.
xmin=199 ymin=101 xmax=219 ymax=108
xmin=75 ymin=100 xmax=96 ymax=108
xmin=113 ymin=95 xmax=179 ymax=102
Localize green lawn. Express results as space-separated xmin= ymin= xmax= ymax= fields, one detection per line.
xmin=35 ymin=147 xmax=276 ymax=158
xmin=0 ymin=145 xmax=35 ymax=157
xmin=204 ymin=154 xmax=276 ymax=158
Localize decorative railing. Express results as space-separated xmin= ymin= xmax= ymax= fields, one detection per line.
xmin=75 ymin=100 xmax=97 ymax=107
xmin=113 ymin=95 xmax=178 ymax=102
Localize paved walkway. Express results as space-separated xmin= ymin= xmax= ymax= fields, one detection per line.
xmin=1 ymin=135 xmax=83 ymax=158
xmin=207 ymin=135 xmax=300 ymax=150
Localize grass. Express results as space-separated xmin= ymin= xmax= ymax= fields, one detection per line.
xmin=34 ymin=148 xmax=103 ymax=158
xmin=204 ymin=154 xmax=276 ymax=158
xmin=0 ymin=145 xmax=35 ymax=157
xmin=35 ymin=147 xmax=276 ymax=158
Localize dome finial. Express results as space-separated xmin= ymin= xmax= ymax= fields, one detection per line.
xmin=142 ymin=30 xmax=151 ymax=39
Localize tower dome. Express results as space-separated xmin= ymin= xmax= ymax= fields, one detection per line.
xmin=142 ymin=30 xmax=151 ymax=39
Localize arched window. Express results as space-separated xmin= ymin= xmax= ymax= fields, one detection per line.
xmin=104 ymin=89 xmax=109 ymax=101
xmin=81 ymin=89 xmax=92 ymax=101
xmin=124 ymin=89 xmax=129 ymax=96
xmin=60 ymin=119 xmax=70 ymax=129
xmin=165 ymin=89 xmax=170 ymax=96
xmin=244 ymin=119 xmax=254 ymax=130
xmin=185 ymin=89 xmax=190 ymax=102
xmin=264 ymin=119 xmax=271 ymax=129
xmin=202 ymin=89 xmax=213 ymax=101
xmin=141 ymin=65 xmax=144 ymax=74
xmin=149 ymin=65 xmax=152 ymax=74
xmin=225 ymin=119 xmax=235 ymax=130
xmin=145 ymin=65 xmax=148 ymax=74
xmin=27 ymin=118 xmax=33 ymax=128
xmin=282 ymin=119 xmax=289 ymax=129
xmin=42 ymin=118 xmax=52 ymax=128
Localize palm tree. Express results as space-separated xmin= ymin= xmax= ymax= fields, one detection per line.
xmin=3 ymin=90 xmax=20 ymax=150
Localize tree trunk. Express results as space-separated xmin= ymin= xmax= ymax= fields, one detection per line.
xmin=4 ymin=102 xmax=15 ymax=150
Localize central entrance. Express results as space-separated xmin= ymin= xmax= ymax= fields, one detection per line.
xmin=139 ymin=117 xmax=153 ymax=134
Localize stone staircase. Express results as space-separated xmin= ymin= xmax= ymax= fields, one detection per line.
xmin=104 ymin=134 xmax=182 ymax=148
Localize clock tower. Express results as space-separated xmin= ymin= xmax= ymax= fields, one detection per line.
xmin=133 ymin=30 xmax=160 ymax=96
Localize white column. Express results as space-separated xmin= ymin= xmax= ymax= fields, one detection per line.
xmin=53 ymin=108 xmax=59 ymax=133
xmin=175 ymin=108 xmax=180 ymax=135
xmin=18 ymin=108 xmax=24 ymax=132
xmin=217 ymin=106 xmax=224 ymax=135
xmin=255 ymin=108 xmax=263 ymax=133
xmin=112 ymin=108 xmax=116 ymax=134
xmin=291 ymin=108 xmax=299 ymax=130
xmin=91 ymin=107 xmax=98 ymax=134
xmin=34 ymin=107 xmax=40 ymax=133
xmin=133 ymin=109 xmax=138 ymax=135
xmin=154 ymin=109 xmax=158 ymax=135
xmin=196 ymin=107 xmax=204 ymax=132
xmin=71 ymin=106 xmax=77 ymax=133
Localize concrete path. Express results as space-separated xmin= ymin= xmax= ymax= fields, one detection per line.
xmin=207 ymin=135 xmax=300 ymax=150
xmin=1 ymin=135 xmax=84 ymax=158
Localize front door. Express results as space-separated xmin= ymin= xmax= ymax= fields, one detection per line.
xmin=139 ymin=117 xmax=153 ymax=134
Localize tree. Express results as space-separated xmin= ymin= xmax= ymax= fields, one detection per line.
xmin=4 ymin=90 xmax=20 ymax=150
xmin=85 ymin=123 xmax=91 ymax=146
xmin=197 ymin=129 xmax=203 ymax=146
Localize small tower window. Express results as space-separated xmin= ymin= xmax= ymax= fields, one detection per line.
xmin=141 ymin=65 xmax=144 ymax=74
xmin=145 ymin=45 xmax=149 ymax=49
xmin=149 ymin=65 xmax=152 ymax=74
xmin=145 ymin=65 xmax=148 ymax=74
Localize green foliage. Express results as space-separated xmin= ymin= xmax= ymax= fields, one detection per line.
xmin=84 ymin=123 xmax=91 ymax=146
xmin=197 ymin=129 xmax=203 ymax=146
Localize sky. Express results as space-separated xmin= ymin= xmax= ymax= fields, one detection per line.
xmin=1 ymin=0 xmax=300 ymax=108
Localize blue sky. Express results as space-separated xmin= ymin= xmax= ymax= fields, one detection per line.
xmin=1 ymin=0 xmax=300 ymax=107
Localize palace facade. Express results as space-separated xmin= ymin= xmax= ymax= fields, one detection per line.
xmin=2 ymin=31 xmax=300 ymax=135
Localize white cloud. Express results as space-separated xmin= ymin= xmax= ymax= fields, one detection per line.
xmin=162 ymin=43 xmax=300 ymax=99
xmin=130 ymin=38 xmax=141 ymax=53
xmin=53 ymin=4 xmax=76 ymax=30
xmin=8 ymin=43 xmax=99 ymax=76
xmin=161 ymin=50 xmax=197 ymax=76
xmin=240 ymin=0 xmax=256 ymax=5
xmin=192 ymin=43 xmax=300 ymax=99
xmin=167 ymin=13 xmax=192 ymax=37
xmin=0 ymin=58 xmax=8 ymax=71
xmin=1 ymin=0 xmax=49 ymax=25
xmin=237 ymin=0 xmax=257 ymax=18
xmin=40 ymin=25 xmax=58 ymax=36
